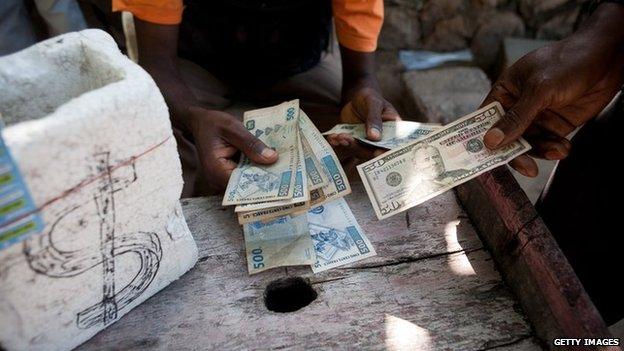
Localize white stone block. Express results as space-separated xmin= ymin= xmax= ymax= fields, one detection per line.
xmin=0 ymin=30 xmax=198 ymax=350
xmin=402 ymin=67 xmax=491 ymax=125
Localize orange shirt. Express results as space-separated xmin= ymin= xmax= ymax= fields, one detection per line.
xmin=113 ymin=0 xmax=383 ymax=52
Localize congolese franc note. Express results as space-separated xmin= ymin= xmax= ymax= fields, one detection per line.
xmin=223 ymin=100 xmax=300 ymax=205
xmin=307 ymin=198 xmax=376 ymax=273
xmin=357 ymin=102 xmax=531 ymax=220
xmin=299 ymin=111 xmax=351 ymax=204
xmin=301 ymin=132 xmax=329 ymax=190
xmin=243 ymin=212 xmax=315 ymax=274
xmin=234 ymin=131 xmax=309 ymax=212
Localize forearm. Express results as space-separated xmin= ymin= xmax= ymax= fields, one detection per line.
xmin=339 ymin=45 xmax=380 ymax=104
xmin=134 ymin=19 xmax=201 ymax=134
xmin=141 ymin=59 xmax=201 ymax=131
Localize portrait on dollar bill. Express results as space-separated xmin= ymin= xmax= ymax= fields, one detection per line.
xmin=402 ymin=144 xmax=470 ymax=199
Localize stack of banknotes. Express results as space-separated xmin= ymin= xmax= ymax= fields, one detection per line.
xmin=222 ymin=100 xmax=376 ymax=274
xmin=327 ymin=102 xmax=530 ymax=220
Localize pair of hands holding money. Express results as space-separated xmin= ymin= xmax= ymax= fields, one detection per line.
xmin=192 ymin=85 xmax=400 ymax=190
xmin=195 ymin=2 xmax=624 ymax=189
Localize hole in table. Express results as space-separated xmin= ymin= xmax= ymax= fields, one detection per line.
xmin=264 ymin=276 xmax=317 ymax=313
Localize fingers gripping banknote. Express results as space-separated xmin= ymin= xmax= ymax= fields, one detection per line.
xmin=223 ymin=100 xmax=300 ymax=205
xmin=234 ymin=132 xmax=309 ymax=212
xmin=233 ymin=109 xmax=341 ymax=223
xmin=357 ymin=102 xmax=531 ymax=220
xmin=323 ymin=121 xmax=441 ymax=150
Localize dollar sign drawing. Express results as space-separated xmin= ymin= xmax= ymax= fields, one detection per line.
xmin=23 ymin=152 xmax=162 ymax=329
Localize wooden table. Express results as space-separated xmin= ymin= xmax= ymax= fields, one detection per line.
xmin=78 ymin=183 xmax=545 ymax=350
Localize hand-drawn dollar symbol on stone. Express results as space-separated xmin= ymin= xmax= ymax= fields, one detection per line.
xmin=22 ymin=152 xmax=162 ymax=329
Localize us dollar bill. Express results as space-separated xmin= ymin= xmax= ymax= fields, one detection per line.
xmin=323 ymin=121 xmax=441 ymax=150
xmin=307 ymin=198 xmax=376 ymax=273
xmin=357 ymin=102 xmax=531 ymax=220
xmin=223 ymin=100 xmax=300 ymax=205
xmin=299 ymin=111 xmax=351 ymax=203
xmin=243 ymin=213 xmax=316 ymax=274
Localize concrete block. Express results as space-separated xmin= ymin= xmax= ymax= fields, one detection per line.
xmin=502 ymin=37 xmax=553 ymax=68
xmin=402 ymin=66 xmax=490 ymax=124
xmin=0 ymin=29 xmax=198 ymax=350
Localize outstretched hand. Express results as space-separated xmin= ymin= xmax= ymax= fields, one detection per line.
xmin=482 ymin=3 xmax=624 ymax=177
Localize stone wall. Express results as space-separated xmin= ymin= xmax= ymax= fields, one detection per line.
xmin=379 ymin=0 xmax=586 ymax=70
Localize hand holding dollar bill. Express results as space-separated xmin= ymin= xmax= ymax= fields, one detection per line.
xmin=323 ymin=120 xmax=441 ymax=150
xmin=357 ymin=102 xmax=531 ymax=220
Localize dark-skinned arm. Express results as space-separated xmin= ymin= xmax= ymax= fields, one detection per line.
xmin=339 ymin=45 xmax=399 ymax=140
xmin=134 ymin=20 xmax=198 ymax=132
xmin=326 ymin=45 xmax=401 ymax=160
xmin=481 ymin=2 xmax=624 ymax=177
xmin=134 ymin=19 xmax=277 ymax=190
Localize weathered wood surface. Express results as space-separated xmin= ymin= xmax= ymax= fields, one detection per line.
xmin=456 ymin=167 xmax=614 ymax=349
xmin=78 ymin=185 xmax=541 ymax=350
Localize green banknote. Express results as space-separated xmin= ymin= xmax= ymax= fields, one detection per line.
xmin=357 ymin=102 xmax=531 ymax=220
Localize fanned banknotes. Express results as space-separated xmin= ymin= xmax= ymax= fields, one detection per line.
xmin=357 ymin=102 xmax=531 ymax=220
xmin=223 ymin=101 xmax=368 ymax=275
xmin=299 ymin=111 xmax=351 ymax=203
xmin=323 ymin=120 xmax=441 ymax=150
xmin=231 ymin=104 xmax=350 ymax=224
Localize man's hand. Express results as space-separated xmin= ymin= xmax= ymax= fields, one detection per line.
xmin=482 ymin=3 xmax=624 ymax=177
xmin=327 ymin=46 xmax=401 ymax=161
xmin=327 ymin=86 xmax=400 ymax=160
xmin=340 ymin=86 xmax=401 ymax=140
xmin=134 ymin=19 xmax=277 ymax=192
xmin=188 ymin=107 xmax=278 ymax=190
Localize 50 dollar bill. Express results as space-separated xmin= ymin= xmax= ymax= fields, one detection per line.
xmin=357 ymin=102 xmax=530 ymax=220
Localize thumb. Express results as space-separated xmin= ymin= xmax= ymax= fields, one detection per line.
xmin=351 ymin=95 xmax=384 ymax=141
xmin=484 ymin=93 xmax=545 ymax=149
xmin=364 ymin=98 xmax=384 ymax=141
xmin=226 ymin=124 xmax=278 ymax=165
